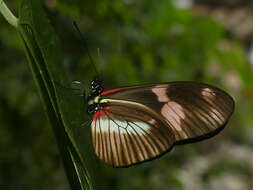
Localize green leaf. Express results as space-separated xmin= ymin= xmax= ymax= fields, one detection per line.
xmin=17 ymin=0 xmax=100 ymax=189
xmin=0 ymin=0 xmax=18 ymax=27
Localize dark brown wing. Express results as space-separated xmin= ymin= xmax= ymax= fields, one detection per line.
xmin=101 ymin=81 xmax=234 ymax=143
xmin=91 ymin=104 xmax=175 ymax=167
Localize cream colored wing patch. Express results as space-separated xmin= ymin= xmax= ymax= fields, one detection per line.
xmin=91 ymin=107 xmax=174 ymax=167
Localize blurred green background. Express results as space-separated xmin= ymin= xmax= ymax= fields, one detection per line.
xmin=1 ymin=0 xmax=253 ymax=190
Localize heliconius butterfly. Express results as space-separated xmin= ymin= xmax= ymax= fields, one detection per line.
xmin=86 ymin=78 xmax=234 ymax=167
xmin=72 ymin=22 xmax=234 ymax=168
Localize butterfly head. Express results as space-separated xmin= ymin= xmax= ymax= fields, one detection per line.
xmin=89 ymin=77 xmax=103 ymax=97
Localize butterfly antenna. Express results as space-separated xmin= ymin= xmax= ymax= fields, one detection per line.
xmin=73 ymin=21 xmax=99 ymax=76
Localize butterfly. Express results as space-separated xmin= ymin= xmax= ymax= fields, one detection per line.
xmin=71 ymin=21 xmax=234 ymax=167
xmin=85 ymin=77 xmax=234 ymax=167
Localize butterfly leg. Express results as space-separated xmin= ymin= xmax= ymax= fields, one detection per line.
xmin=81 ymin=118 xmax=92 ymax=127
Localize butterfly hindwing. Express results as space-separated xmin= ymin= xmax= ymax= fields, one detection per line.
xmin=91 ymin=103 xmax=175 ymax=167
xmin=101 ymin=82 xmax=234 ymax=144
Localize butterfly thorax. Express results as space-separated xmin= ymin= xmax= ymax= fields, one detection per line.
xmin=86 ymin=77 xmax=106 ymax=115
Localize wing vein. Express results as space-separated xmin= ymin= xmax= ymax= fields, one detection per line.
xmin=127 ymin=123 xmax=149 ymax=160
xmin=165 ymin=103 xmax=190 ymax=138
xmin=125 ymin=129 xmax=138 ymax=163
xmin=130 ymin=121 xmax=161 ymax=155
xmin=191 ymin=103 xmax=218 ymax=129
xmin=98 ymin=117 xmax=104 ymax=162
xmin=192 ymin=91 xmax=225 ymax=123
xmin=108 ymin=117 xmax=114 ymax=166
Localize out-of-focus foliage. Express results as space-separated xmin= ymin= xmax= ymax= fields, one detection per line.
xmin=0 ymin=0 xmax=252 ymax=190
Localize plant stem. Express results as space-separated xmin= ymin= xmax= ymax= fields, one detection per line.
xmin=0 ymin=0 xmax=18 ymax=27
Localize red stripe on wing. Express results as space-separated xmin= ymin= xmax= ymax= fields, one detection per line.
xmin=92 ymin=110 xmax=103 ymax=121
xmin=101 ymin=88 xmax=121 ymax=95
xmin=92 ymin=107 xmax=111 ymax=121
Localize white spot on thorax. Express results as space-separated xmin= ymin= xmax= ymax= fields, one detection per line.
xmin=94 ymin=96 xmax=100 ymax=103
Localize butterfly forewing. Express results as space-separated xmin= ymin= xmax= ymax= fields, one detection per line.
xmin=101 ymin=82 xmax=234 ymax=144
xmin=91 ymin=104 xmax=175 ymax=167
